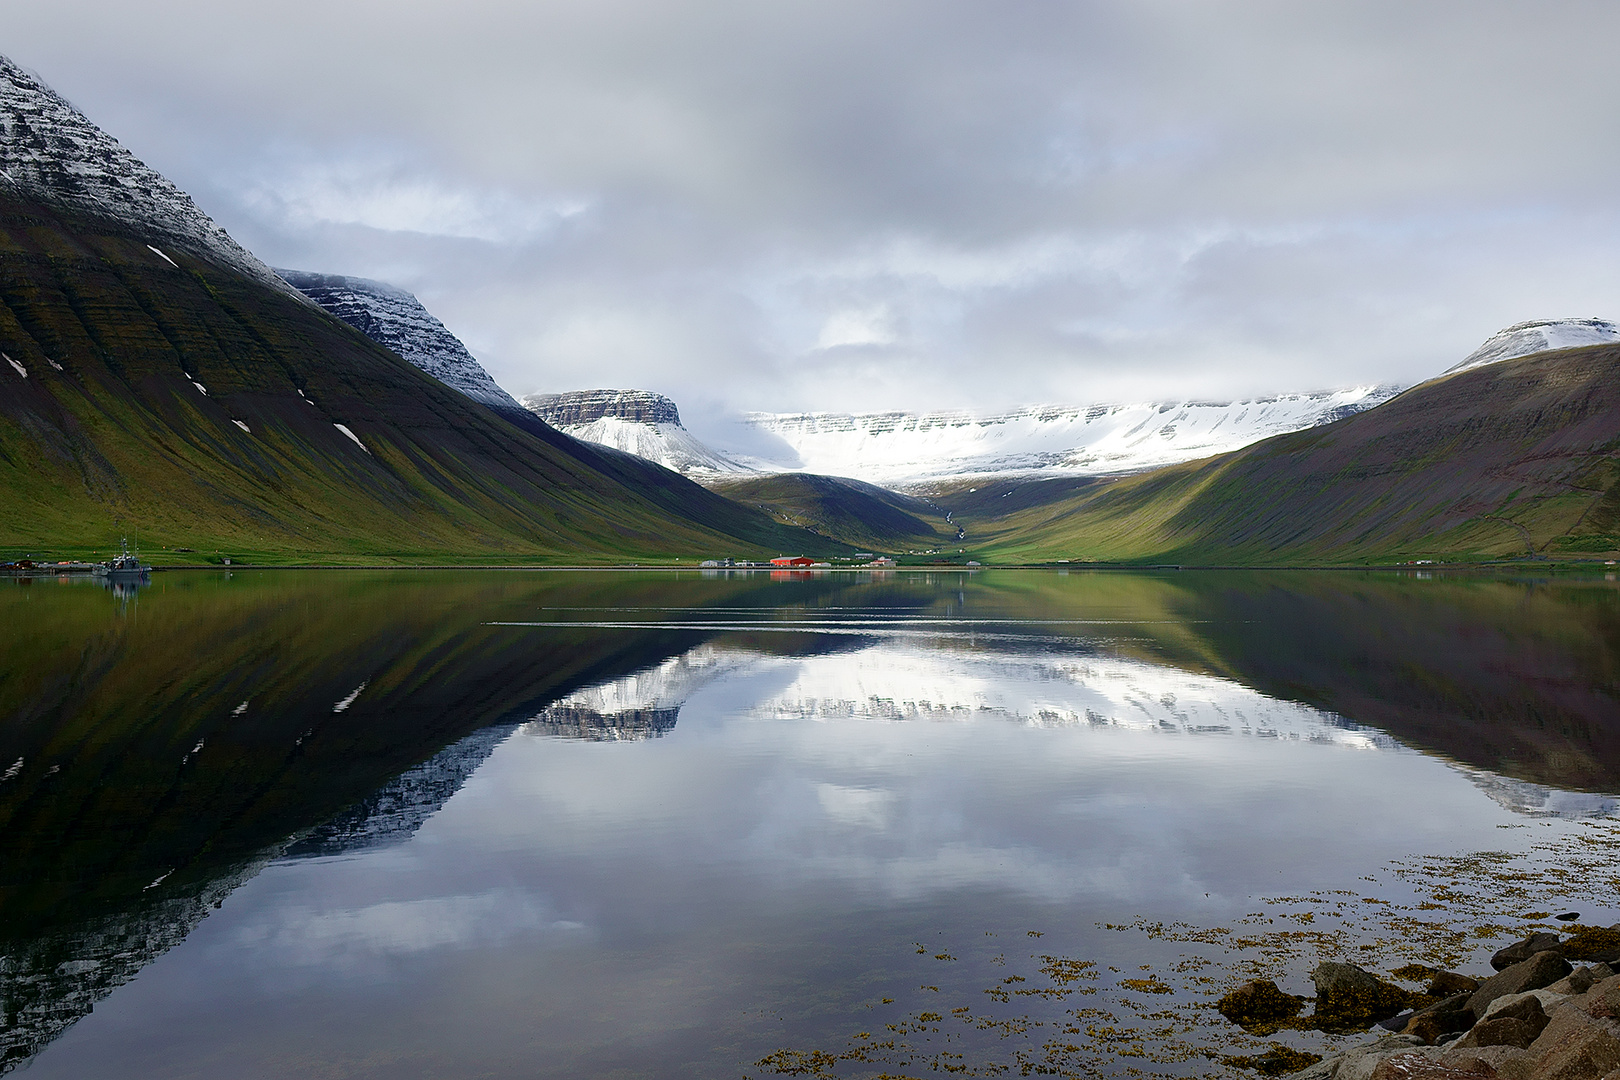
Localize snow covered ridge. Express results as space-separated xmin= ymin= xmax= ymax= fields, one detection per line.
xmin=739 ymin=386 xmax=1404 ymax=488
xmin=1444 ymin=318 xmax=1620 ymax=374
xmin=0 ymin=55 xmax=297 ymax=297
xmin=279 ymin=270 xmax=524 ymax=413
xmin=523 ymin=389 xmax=750 ymax=474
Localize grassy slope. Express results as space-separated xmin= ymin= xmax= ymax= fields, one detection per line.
xmin=945 ymin=345 xmax=1620 ymax=565
xmin=704 ymin=472 xmax=957 ymax=552
xmin=0 ymin=194 xmax=833 ymax=564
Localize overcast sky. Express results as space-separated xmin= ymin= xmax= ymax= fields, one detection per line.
xmin=5 ymin=1 xmax=1620 ymax=436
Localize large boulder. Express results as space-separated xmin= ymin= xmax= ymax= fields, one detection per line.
xmin=1427 ymin=971 xmax=1482 ymax=998
xmin=1218 ymin=979 xmax=1306 ymax=1029
xmin=1314 ymin=962 xmax=1416 ymax=1026
xmin=1494 ymin=934 xmax=1565 ymax=971
xmin=1468 ymin=952 xmax=1573 ymax=1018
xmin=1402 ymin=993 xmax=1476 ymax=1044
xmin=1455 ymin=997 xmax=1549 ymax=1050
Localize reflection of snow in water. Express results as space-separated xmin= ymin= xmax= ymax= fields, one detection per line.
xmin=1455 ymin=766 xmax=1619 ymax=819
xmin=521 ymin=644 xmax=757 ymax=741
xmin=755 ymin=644 xmax=1394 ymax=750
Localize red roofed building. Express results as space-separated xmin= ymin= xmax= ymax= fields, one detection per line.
xmin=770 ymin=556 xmax=816 ymax=567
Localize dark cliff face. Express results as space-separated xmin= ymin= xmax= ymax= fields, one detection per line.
xmin=525 ymin=389 xmax=684 ymax=427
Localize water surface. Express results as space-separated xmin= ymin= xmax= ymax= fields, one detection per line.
xmin=2 ymin=569 xmax=1617 ymax=1078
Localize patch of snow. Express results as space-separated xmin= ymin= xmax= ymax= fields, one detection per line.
xmin=332 ymin=681 xmax=368 ymax=713
xmin=1446 ymin=318 xmax=1620 ymax=374
xmin=333 ymin=423 xmax=369 ymax=453
xmin=232 ymin=700 xmax=249 ymax=715
xmin=5 ymin=355 xmax=24 ymax=378
xmin=1 ymin=756 xmax=21 ymax=782
xmin=189 ymin=380 xmax=207 ymax=396
xmin=277 ymin=270 xmax=522 ymax=412
xmin=231 ymin=419 xmax=250 ymax=434
xmin=145 ymin=244 xmax=177 ymax=268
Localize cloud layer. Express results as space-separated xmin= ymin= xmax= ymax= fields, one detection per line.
xmin=6 ymin=0 xmax=1620 ymax=431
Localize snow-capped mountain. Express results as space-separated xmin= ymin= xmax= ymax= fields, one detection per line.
xmin=1444 ymin=318 xmax=1620 ymax=375
xmin=523 ymin=390 xmax=749 ymax=475
xmin=0 ymin=55 xmax=297 ymax=298
xmin=737 ymin=386 xmax=1403 ymax=489
xmin=279 ymin=271 xmax=523 ymax=413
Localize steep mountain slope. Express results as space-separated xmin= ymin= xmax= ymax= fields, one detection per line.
xmin=955 ymin=343 xmax=1620 ymax=565
xmin=706 ymin=472 xmax=957 ymax=551
xmin=740 ymin=387 xmax=1402 ymax=488
xmin=524 ymin=389 xmax=748 ymax=474
xmin=277 ymin=276 xmax=813 ymax=556
xmin=0 ymin=56 xmax=822 ymax=562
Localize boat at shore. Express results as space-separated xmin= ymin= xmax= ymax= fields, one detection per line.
xmin=93 ymin=539 xmax=151 ymax=580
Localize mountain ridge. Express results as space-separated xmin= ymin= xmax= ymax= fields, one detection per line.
xmin=950 ymin=342 xmax=1620 ymax=565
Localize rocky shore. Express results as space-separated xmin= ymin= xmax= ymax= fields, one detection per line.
xmin=1219 ymin=924 xmax=1620 ymax=1079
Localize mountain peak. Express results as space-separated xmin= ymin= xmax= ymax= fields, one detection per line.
xmin=1446 ymin=318 xmax=1620 ymax=375
xmin=0 ymin=55 xmax=292 ymax=294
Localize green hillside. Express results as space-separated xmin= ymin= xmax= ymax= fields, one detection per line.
xmin=0 ymin=193 xmax=833 ymax=565
xmin=940 ymin=344 xmax=1620 ymax=566
xmin=704 ymin=471 xmax=957 ymax=552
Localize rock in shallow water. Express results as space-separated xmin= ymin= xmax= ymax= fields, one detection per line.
xmin=1221 ymin=979 xmax=1308 ymax=1028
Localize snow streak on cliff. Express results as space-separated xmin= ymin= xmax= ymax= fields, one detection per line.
xmin=279 ymin=271 xmax=523 ymax=412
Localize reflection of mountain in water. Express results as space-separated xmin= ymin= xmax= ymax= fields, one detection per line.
xmin=0 ymin=851 xmax=276 ymax=1072
xmin=522 ymin=645 xmax=758 ymax=741
xmin=1456 ymin=768 xmax=1619 ymax=819
xmin=285 ymin=724 xmax=522 ymax=858
xmin=755 ymin=641 xmax=1617 ymax=820
xmin=757 ymin=644 xmax=1399 ymax=750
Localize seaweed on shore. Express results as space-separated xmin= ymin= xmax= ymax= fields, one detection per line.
xmin=746 ymin=820 xmax=1620 ymax=1080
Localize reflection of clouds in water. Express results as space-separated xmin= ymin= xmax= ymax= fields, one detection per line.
xmin=816 ymin=782 xmax=896 ymax=829
xmin=234 ymin=890 xmax=585 ymax=963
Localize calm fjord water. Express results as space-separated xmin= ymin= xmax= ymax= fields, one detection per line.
xmin=2 ymin=569 xmax=1617 ymax=1078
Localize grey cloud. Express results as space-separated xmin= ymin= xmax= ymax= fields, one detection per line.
xmin=4 ymin=0 xmax=1620 ymax=420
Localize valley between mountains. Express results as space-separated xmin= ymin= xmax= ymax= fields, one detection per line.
xmin=2 ymin=53 xmax=1619 ymax=567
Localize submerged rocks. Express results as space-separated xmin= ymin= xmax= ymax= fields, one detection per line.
xmin=1560 ymin=926 xmax=1620 ymax=966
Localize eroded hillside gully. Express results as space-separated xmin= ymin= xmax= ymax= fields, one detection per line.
xmin=0 ymin=568 xmax=1615 ymax=1080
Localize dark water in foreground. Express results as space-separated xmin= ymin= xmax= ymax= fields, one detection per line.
xmin=2 ymin=569 xmax=1618 ymax=1078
